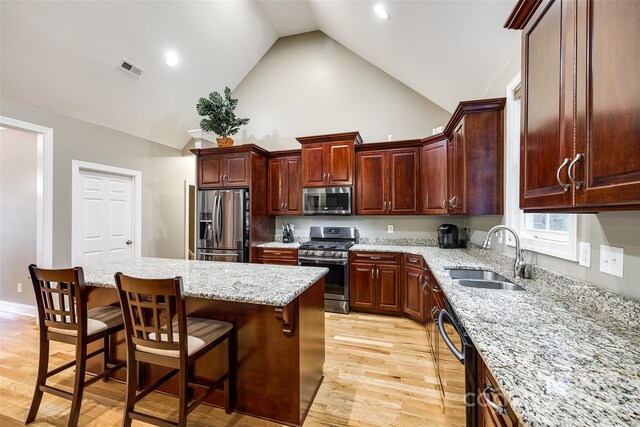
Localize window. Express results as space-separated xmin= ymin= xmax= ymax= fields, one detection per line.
xmin=504 ymin=73 xmax=578 ymax=261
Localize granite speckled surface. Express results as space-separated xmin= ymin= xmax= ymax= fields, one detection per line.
xmin=350 ymin=244 xmax=640 ymax=427
xmin=82 ymin=257 xmax=327 ymax=306
xmin=257 ymin=241 xmax=300 ymax=249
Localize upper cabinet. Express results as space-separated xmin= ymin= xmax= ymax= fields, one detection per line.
xmin=421 ymin=98 xmax=505 ymax=216
xmin=420 ymin=137 xmax=448 ymax=214
xmin=297 ymin=132 xmax=362 ymax=187
xmin=356 ymin=144 xmax=420 ymax=215
xmin=508 ymin=0 xmax=640 ymax=211
xmin=196 ymin=151 xmax=251 ymax=188
xmin=268 ymin=152 xmax=302 ymax=215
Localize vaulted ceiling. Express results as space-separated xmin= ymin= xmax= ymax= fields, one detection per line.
xmin=1 ymin=1 xmax=519 ymax=150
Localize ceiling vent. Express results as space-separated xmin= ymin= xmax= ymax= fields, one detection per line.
xmin=118 ymin=59 xmax=144 ymax=78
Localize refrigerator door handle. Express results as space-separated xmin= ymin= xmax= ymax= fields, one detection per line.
xmin=216 ymin=192 xmax=223 ymax=247
xmin=213 ymin=193 xmax=221 ymax=247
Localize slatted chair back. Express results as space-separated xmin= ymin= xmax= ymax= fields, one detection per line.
xmin=114 ymin=273 xmax=187 ymax=356
xmin=29 ymin=264 xmax=87 ymax=335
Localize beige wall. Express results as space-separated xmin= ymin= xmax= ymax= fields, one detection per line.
xmin=1 ymin=97 xmax=195 ymax=282
xmin=231 ymin=31 xmax=451 ymax=151
xmin=468 ymin=49 xmax=640 ymax=301
xmin=0 ymin=127 xmax=38 ymax=305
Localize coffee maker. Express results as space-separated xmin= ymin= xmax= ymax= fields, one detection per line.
xmin=438 ymin=224 xmax=460 ymax=249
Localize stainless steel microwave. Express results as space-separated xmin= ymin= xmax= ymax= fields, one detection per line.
xmin=303 ymin=186 xmax=352 ymax=215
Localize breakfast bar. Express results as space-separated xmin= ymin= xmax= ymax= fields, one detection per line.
xmin=81 ymin=257 xmax=328 ymax=426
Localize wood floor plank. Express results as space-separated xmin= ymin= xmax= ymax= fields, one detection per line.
xmin=0 ymin=311 xmax=464 ymax=426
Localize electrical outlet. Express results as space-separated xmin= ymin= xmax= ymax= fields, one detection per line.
xmin=17 ymin=283 xmax=22 ymax=293
xmin=387 ymin=225 xmax=394 ymax=233
xmin=579 ymin=242 xmax=591 ymax=268
xmin=600 ymin=245 xmax=623 ymax=277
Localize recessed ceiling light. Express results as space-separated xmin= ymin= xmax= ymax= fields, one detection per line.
xmin=374 ymin=4 xmax=390 ymax=20
xmin=165 ymin=50 xmax=179 ymax=68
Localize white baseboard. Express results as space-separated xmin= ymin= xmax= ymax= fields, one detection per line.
xmin=0 ymin=300 xmax=37 ymax=317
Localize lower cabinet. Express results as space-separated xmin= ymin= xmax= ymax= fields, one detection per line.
xmin=257 ymin=248 xmax=298 ymax=266
xmin=350 ymin=252 xmax=402 ymax=314
xmin=477 ymin=356 xmax=519 ymax=426
xmin=404 ymin=266 xmax=425 ymax=322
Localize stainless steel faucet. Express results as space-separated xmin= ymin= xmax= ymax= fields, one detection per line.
xmin=482 ymin=225 xmax=530 ymax=279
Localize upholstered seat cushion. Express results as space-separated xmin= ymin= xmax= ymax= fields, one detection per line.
xmin=136 ymin=317 xmax=232 ymax=358
xmin=49 ymin=305 xmax=124 ymax=336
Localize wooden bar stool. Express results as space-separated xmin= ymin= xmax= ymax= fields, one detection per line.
xmin=114 ymin=272 xmax=233 ymax=427
xmin=26 ymin=264 xmax=126 ymax=426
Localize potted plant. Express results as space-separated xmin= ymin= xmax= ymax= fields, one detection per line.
xmin=196 ymin=87 xmax=250 ymax=147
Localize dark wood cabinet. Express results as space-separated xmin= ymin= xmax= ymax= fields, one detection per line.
xmin=421 ymin=99 xmax=505 ymax=216
xmin=421 ymin=137 xmax=449 ymax=214
xmin=356 ymin=147 xmax=420 ymax=215
xmin=257 ymin=248 xmax=298 ymax=266
xmin=355 ymin=150 xmax=387 ymax=214
xmin=350 ymin=252 xmax=402 ymax=314
xmin=268 ymin=153 xmax=302 ymax=215
xmin=297 ymin=132 xmax=362 ymax=187
xmin=197 ymin=152 xmax=249 ymax=188
xmin=403 ymin=266 xmax=425 ymax=321
xmin=448 ymin=123 xmax=466 ymax=214
xmin=510 ymin=0 xmax=640 ymax=211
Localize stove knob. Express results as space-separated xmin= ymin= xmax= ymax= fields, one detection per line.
xmin=303 ymin=250 xmax=308 ymax=255
xmin=331 ymin=252 xmax=336 ymax=257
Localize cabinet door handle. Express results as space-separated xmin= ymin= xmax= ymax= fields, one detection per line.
xmin=328 ymin=173 xmax=331 ymax=181
xmin=220 ymin=174 xmax=223 ymax=182
xmin=482 ymin=385 xmax=508 ymax=415
xmin=369 ymin=256 xmax=381 ymax=260
xmin=371 ymin=269 xmax=375 ymax=279
xmin=377 ymin=269 xmax=380 ymax=279
xmin=431 ymin=307 xmax=439 ymax=322
xmin=568 ymin=153 xmax=584 ymax=190
xmin=556 ymin=158 xmax=571 ymax=192
xmin=449 ymin=196 xmax=458 ymax=208
xmin=408 ymin=257 xmax=419 ymax=263
xmin=284 ymin=203 xmax=288 ymax=210
xmin=442 ymin=198 xmax=448 ymax=210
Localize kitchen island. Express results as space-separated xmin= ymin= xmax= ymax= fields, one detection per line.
xmin=82 ymin=257 xmax=328 ymax=427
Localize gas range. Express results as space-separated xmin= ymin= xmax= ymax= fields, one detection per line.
xmin=297 ymin=226 xmax=358 ymax=314
xmin=297 ymin=227 xmax=358 ymax=262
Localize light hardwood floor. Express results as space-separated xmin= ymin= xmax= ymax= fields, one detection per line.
xmin=0 ymin=311 xmax=465 ymax=426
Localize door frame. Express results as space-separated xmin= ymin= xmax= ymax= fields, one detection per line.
xmin=0 ymin=116 xmax=53 ymax=269
xmin=71 ymin=160 xmax=142 ymax=265
xmin=184 ymin=179 xmax=196 ymax=260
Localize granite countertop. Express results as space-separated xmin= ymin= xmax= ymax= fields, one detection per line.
xmin=256 ymin=241 xmax=300 ymax=249
xmin=82 ymin=257 xmax=327 ymax=306
xmin=350 ymin=244 xmax=640 ymax=427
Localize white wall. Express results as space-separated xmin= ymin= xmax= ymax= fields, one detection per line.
xmin=0 ymin=127 xmax=38 ymax=305
xmin=1 ymin=97 xmax=195 ymax=276
xmin=231 ymin=31 xmax=451 ymax=150
xmin=469 ymin=48 xmax=640 ymax=301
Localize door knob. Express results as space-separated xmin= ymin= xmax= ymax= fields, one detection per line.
xmin=126 ymin=240 xmax=132 ymax=245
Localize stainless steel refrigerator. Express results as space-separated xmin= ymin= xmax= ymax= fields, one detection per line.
xmin=197 ymin=189 xmax=249 ymax=263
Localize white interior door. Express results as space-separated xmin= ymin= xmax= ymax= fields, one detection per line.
xmin=77 ymin=170 xmax=133 ymax=266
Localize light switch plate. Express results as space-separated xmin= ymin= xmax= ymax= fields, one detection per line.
xmin=579 ymin=242 xmax=591 ymax=268
xmin=599 ymin=245 xmax=624 ymax=277
xmin=388 ymin=225 xmax=394 ymax=233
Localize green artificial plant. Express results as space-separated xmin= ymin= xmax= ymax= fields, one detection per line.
xmin=196 ymin=87 xmax=250 ymax=137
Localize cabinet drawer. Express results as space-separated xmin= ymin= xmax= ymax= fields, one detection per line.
xmin=350 ymin=251 xmax=401 ymax=265
xmin=403 ymin=253 xmax=425 ymax=268
xmin=257 ymin=248 xmax=298 ymax=261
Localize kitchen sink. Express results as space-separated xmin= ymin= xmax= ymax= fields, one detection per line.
xmin=446 ymin=268 xmax=509 ymax=282
xmin=456 ymin=279 xmax=525 ymax=291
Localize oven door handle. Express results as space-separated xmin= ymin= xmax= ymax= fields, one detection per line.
xmin=438 ymin=309 xmax=465 ymax=364
xmin=298 ymin=257 xmax=348 ymax=265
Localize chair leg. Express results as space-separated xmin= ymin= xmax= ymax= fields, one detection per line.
xmin=67 ymin=341 xmax=87 ymax=427
xmin=102 ymin=335 xmax=110 ymax=382
xmin=121 ymin=348 xmax=136 ymax=427
xmin=178 ymin=366 xmax=188 ymax=427
xmin=25 ymin=336 xmax=49 ymax=424
xmin=224 ymin=334 xmax=232 ymax=414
